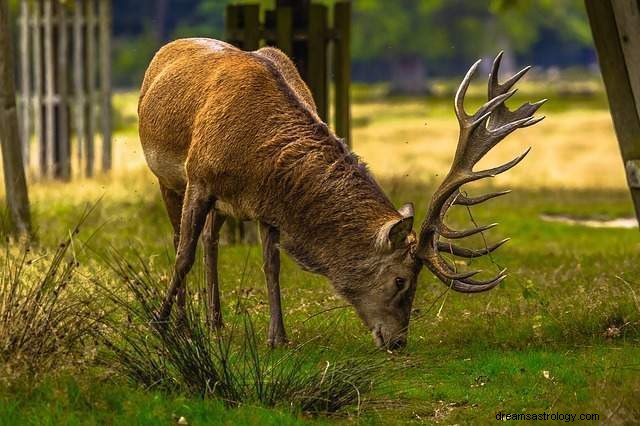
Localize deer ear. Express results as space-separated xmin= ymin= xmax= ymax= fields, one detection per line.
xmin=398 ymin=202 xmax=414 ymax=219
xmin=377 ymin=203 xmax=414 ymax=251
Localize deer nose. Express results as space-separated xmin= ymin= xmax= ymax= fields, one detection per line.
xmin=387 ymin=336 xmax=406 ymax=350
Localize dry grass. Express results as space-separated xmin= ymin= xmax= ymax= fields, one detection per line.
xmin=353 ymin=102 xmax=626 ymax=190
xmin=0 ymin=218 xmax=95 ymax=381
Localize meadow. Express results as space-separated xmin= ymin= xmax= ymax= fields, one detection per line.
xmin=0 ymin=77 xmax=639 ymax=424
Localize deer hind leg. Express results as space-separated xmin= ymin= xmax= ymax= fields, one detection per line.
xmin=160 ymin=183 xmax=188 ymax=321
xmin=160 ymin=183 xmax=184 ymax=251
xmin=259 ymin=222 xmax=287 ymax=347
xmin=158 ymin=183 xmax=213 ymax=325
xmin=202 ymin=210 xmax=226 ymax=329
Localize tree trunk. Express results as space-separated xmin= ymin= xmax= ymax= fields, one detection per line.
xmin=0 ymin=0 xmax=31 ymax=237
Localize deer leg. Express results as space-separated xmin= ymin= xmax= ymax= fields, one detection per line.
xmin=159 ymin=184 xmax=186 ymax=321
xmin=259 ymin=222 xmax=287 ymax=347
xmin=160 ymin=183 xmax=184 ymax=250
xmin=158 ymin=184 xmax=213 ymax=325
xmin=202 ymin=210 xmax=226 ymax=329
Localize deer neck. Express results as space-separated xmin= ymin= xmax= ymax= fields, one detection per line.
xmin=262 ymin=126 xmax=399 ymax=281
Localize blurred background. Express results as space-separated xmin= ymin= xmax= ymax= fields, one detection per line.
xmin=3 ymin=0 xmax=630 ymax=193
xmin=1 ymin=0 xmax=632 ymax=192
xmin=110 ymin=0 xmax=594 ymax=90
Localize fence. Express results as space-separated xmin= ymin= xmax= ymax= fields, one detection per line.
xmin=225 ymin=0 xmax=351 ymax=146
xmin=17 ymin=0 xmax=112 ymax=180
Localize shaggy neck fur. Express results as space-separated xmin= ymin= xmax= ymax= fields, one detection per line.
xmin=257 ymin=113 xmax=400 ymax=292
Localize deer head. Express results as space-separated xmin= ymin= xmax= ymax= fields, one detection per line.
xmin=347 ymin=52 xmax=545 ymax=349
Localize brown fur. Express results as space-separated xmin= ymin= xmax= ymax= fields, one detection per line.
xmin=139 ymin=39 xmax=414 ymax=348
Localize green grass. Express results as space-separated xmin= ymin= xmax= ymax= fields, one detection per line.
xmin=1 ymin=85 xmax=639 ymax=423
xmin=0 ymin=375 xmax=312 ymax=426
xmin=2 ymin=178 xmax=638 ymax=424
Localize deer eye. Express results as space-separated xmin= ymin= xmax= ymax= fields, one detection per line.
xmin=395 ymin=277 xmax=406 ymax=290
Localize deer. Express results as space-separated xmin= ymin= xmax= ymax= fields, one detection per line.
xmin=138 ymin=38 xmax=545 ymax=349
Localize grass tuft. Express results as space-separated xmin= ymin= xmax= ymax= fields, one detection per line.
xmin=94 ymin=251 xmax=387 ymax=416
xmin=0 ymin=218 xmax=94 ymax=381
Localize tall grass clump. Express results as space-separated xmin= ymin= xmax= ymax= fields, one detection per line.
xmin=95 ymin=252 xmax=388 ymax=415
xmin=0 ymin=223 xmax=94 ymax=379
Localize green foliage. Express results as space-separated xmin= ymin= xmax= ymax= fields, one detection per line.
xmin=352 ymin=0 xmax=591 ymax=62
xmin=112 ymin=27 xmax=158 ymax=87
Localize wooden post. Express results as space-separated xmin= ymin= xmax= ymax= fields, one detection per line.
xmin=43 ymin=0 xmax=55 ymax=178
xmin=276 ymin=6 xmax=293 ymax=57
xmin=308 ymin=3 xmax=328 ymax=121
xmin=57 ymin=1 xmax=70 ymax=179
xmin=99 ymin=0 xmax=112 ymax=172
xmin=85 ymin=0 xmax=96 ymax=177
xmin=585 ymin=0 xmax=640 ymax=222
xmin=0 ymin=0 xmax=31 ymax=236
xmin=225 ymin=5 xmax=241 ymax=47
xmin=32 ymin=0 xmax=44 ymax=176
xmin=73 ymin=0 xmax=85 ymax=168
xmin=19 ymin=0 xmax=31 ymax=168
xmin=277 ymin=0 xmax=310 ymax=80
xmin=242 ymin=4 xmax=260 ymax=50
xmin=333 ymin=1 xmax=351 ymax=147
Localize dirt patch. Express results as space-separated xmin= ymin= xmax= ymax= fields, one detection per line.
xmin=540 ymin=214 xmax=638 ymax=229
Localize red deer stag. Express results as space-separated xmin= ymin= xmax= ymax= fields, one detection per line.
xmin=138 ymin=38 xmax=544 ymax=349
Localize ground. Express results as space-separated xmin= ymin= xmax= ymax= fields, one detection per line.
xmin=1 ymin=77 xmax=639 ymax=424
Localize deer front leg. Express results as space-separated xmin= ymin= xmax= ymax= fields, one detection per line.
xmin=158 ymin=184 xmax=213 ymax=325
xmin=202 ymin=210 xmax=226 ymax=329
xmin=259 ymin=222 xmax=287 ymax=347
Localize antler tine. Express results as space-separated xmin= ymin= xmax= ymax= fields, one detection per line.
xmin=424 ymin=251 xmax=481 ymax=280
xmin=454 ymin=190 xmax=511 ymax=206
xmin=438 ymin=238 xmax=510 ymax=258
xmin=425 ymin=252 xmax=507 ymax=292
xmin=470 ymin=89 xmax=518 ymax=128
xmin=455 ymin=59 xmax=481 ymax=121
xmin=489 ymin=52 xmax=532 ymax=97
xmin=416 ymin=55 xmax=544 ymax=294
xmin=474 ymin=147 xmax=531 ymax=179
xmin=450 ymin=277 xmax=504 ymax=293
xmin=439 ymin=222 xmax=498 ymax=239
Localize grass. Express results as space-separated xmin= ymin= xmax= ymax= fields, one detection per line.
xmin=0 ymin=213 xmax=95 ymax=382
xmin=0 ymin=79 xmax=639 ymax=423
xmin=0 ymin=376 xmax=313 ymax=425
xmin=96 ymin=251 xmax=386 ymax=414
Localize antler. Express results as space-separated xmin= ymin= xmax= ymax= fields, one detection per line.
xmin=415 ymin=52 xmax=546 ymax=293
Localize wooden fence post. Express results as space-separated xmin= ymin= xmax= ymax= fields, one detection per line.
xmin=333 ymin=1 xmax=351 ymax=147
xmin=276 ymin=6 xmax=292 ymax=56
xmin=73 ymin=0 xmax=85 ymax=168
xmin=85 ymin=0 xmax=96 ymax=177
xmin=585 ymin=0 xmax=640 ymax=223
xmin=43 ymin=0 xmax=55 ymax=178
xmin=99 ymin=0 xmax=112 ymax=172
xmin=308 ymin=3 xmax=328 ymax=121
xmin=32 ymin=0 xmax=44 ymax=175
xmin=19 ymin=0 xmax=30 ymax=168
xmin=0 ymin=0 xmax=31 ymax=236
xmin=57 ymin=1 xmax=70 ymax=179
xmin=242 ymin=4 xmax=260 ymax=51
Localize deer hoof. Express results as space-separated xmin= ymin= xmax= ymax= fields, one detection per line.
xmin=267 ymin=335 xmax=288 ymax=348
